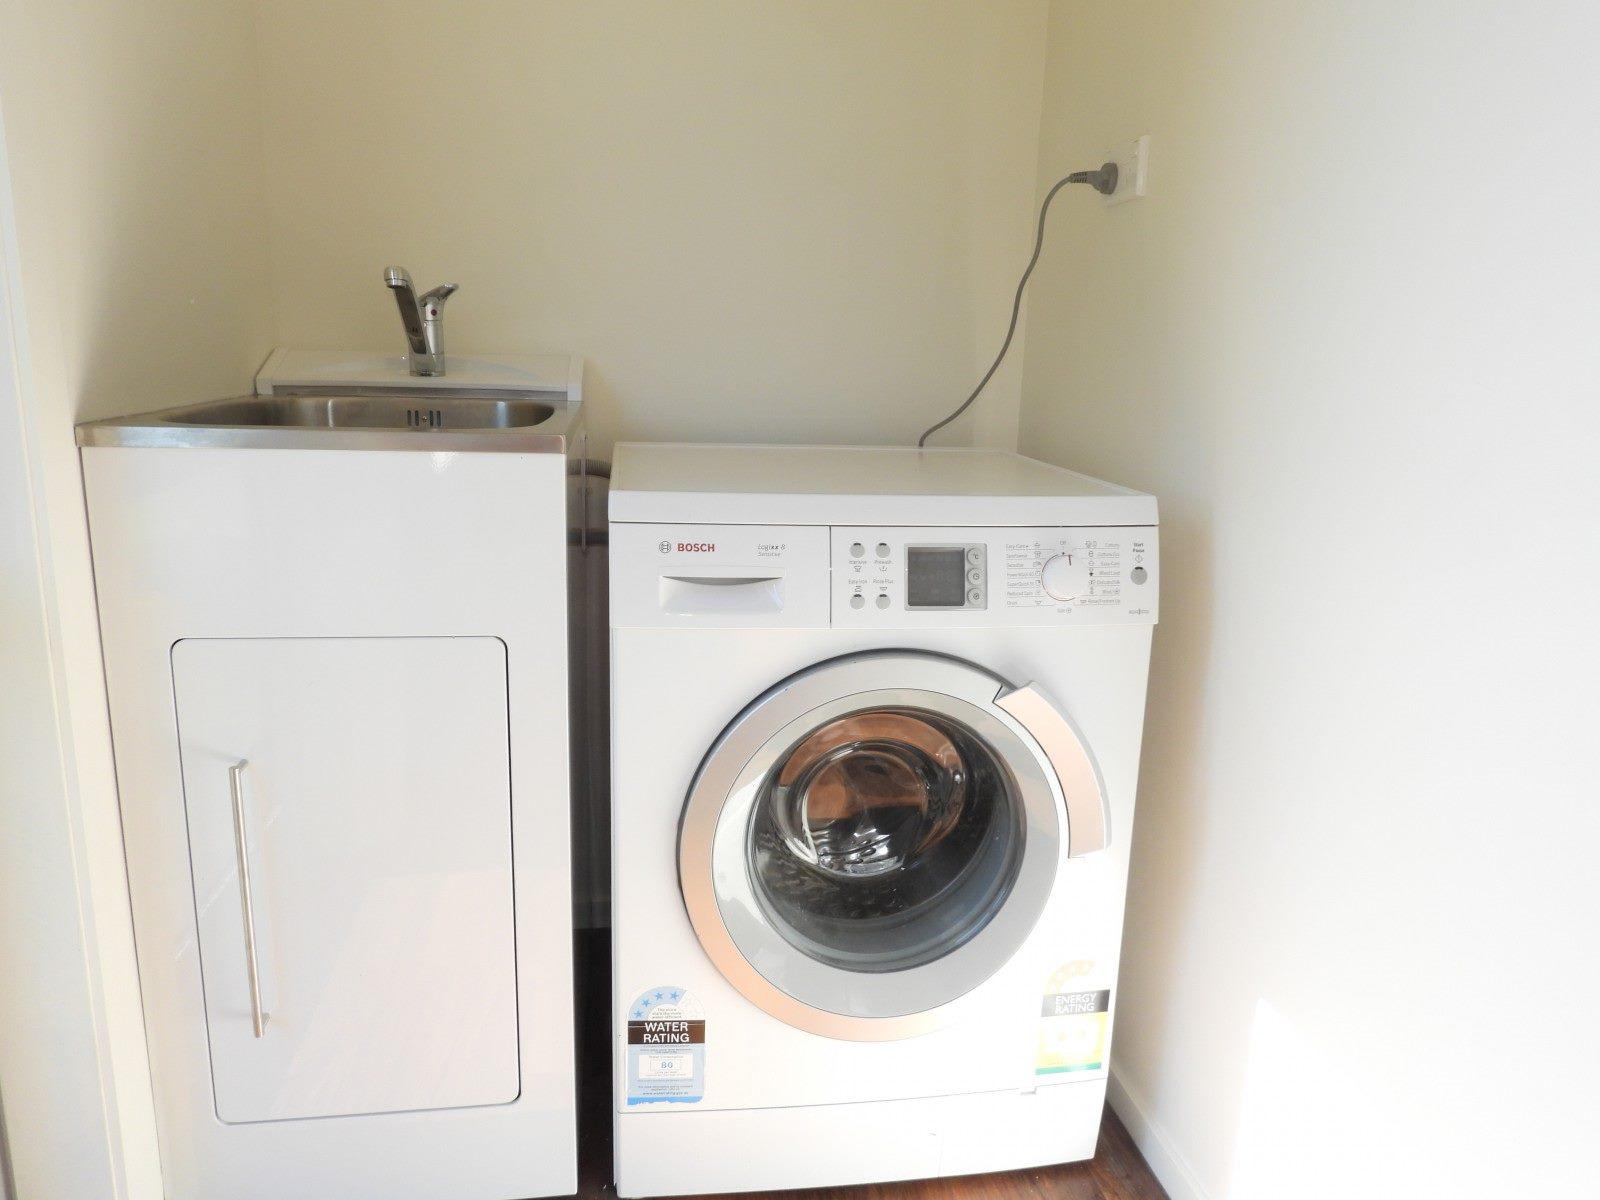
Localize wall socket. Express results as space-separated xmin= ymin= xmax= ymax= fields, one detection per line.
xmin=1103 ymin=135 xmax=1150 ymax=207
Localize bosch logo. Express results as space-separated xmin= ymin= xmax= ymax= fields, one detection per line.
xmin=676 ymin=542 xmax=716 ymax=553
xmin=658 ymin=540 xmax=671 ymax=554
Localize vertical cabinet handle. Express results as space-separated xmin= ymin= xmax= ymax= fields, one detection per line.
xmin=227 ymin=760 xmax=270 ymax=1038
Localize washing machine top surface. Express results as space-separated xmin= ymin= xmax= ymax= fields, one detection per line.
xmin=609 ymin=442 xmax=1156 ymax=527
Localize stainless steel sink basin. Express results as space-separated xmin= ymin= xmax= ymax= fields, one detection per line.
xmin=76 ymin=388 xmax=576 ymax=454
xmin=163 ymin=395 xmax=556 ymax=431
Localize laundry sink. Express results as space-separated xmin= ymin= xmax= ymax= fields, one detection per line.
xmin=160 ymin=394 xmax=556 ymax=431
xmin=76 ymin=384 xmax=577 ymax=454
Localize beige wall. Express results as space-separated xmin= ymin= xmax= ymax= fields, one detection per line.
xmin=0 ymin=3 xmax=272 ymax=1196
xmin=1020 ymin=3 xmax=1600 ymax=1197
xmin=2 ymin=3 xmax=274 ymax=418
xmin=250 ymin=0 xmax=1047 ymax=453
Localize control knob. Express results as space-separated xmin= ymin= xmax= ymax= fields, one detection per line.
xmin=1040 ymin=551 xmax=1092 ymax=602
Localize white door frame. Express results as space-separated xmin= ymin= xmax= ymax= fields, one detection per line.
xmin=0 ymin=93 xmax=161 ymax=1200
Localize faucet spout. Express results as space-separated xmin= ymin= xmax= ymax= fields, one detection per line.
xmin=383 ymin=266 xmax=457 ymax=376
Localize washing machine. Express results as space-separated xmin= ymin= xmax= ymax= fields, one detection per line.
xmin=608 ymin=443 xmax=1158 ymax=1196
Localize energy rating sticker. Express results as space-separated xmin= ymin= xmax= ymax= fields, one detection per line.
xmin=625 ymin=987 xmax=705 ymax=1105
xmin=1035 ymin=962 xmax=1110 ymax=1076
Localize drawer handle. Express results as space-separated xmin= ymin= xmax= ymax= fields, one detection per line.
xmin=228 ymin=760 xmax=270 ymax=1038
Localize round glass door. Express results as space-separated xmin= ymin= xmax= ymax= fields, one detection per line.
xmin=750 ymin=707 xmax=1023 ymax=974
xmin=679 ymin=651 xmax=1067 ymax=1040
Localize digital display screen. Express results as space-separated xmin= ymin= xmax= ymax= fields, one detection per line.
xmin=906 ymin=547 xmax=970 ymax=607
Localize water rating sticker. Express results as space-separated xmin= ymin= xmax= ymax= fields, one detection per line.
xmin=626 ymin=987 xmax=705 ymax=1105
xmin=1035 ymin=962 xmax=1110 ymax=1077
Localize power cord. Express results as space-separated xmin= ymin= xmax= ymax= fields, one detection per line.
xmin=915 ymin=161 xmax=1118 ymax=447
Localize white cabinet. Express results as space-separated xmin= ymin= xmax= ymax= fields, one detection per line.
xmin=172 ymin=636 xmax=519 ymax=1123
xmin=80 ymin=443 xmax=577 ymax=1200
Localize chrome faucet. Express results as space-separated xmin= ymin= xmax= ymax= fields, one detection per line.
xmin=384 ymin=266 xmax=458 ymax=376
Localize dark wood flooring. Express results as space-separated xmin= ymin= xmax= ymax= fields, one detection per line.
xmin=573 ymin=933 xmax=1168 ymax=1200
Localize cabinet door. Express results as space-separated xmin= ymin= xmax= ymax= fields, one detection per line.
xmin=172 ymin=637 xmax=519 ymax=1123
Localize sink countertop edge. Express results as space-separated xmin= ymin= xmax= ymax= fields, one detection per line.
xmin=75 ymin=397 xmax=581 ymax=455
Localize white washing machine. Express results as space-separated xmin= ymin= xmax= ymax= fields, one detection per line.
xmin=608 ymin=443 xmax=1158 ymax=1196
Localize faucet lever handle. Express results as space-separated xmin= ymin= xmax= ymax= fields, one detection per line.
xmin=419 ymin=282 xmax=458 ymax=312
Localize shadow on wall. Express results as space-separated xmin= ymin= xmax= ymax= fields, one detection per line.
xmin=0 ymin=1082 xmax=15 ymax=1200
xmin=1113 ymin=505 xmax=1231 ymax=1106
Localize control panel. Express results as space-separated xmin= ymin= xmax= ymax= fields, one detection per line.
xmin=831 ymin=526 xmax=1157 ymax=627
xmin=611 ymin=522 xmax=1156 ymax=629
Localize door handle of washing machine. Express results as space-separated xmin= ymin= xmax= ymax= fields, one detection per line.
xmin=995 ymin=683 xmax=1111 ymax=857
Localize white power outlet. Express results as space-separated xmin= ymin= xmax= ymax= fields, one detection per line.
xmin=1102 ymin=134 xmax=1150 ymax=207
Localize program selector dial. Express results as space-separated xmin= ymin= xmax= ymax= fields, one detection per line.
xmin=1040 ymin=551 xmax=1092 ymax=602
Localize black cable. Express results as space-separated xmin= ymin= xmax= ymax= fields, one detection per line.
xmin=916 ymin=162 xmax=1116 ymax=447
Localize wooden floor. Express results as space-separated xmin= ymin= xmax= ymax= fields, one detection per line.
xmin=573 ymin=934 xmax=1168 ymax=1200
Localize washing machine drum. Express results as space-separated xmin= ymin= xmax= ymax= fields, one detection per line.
xmin=678 ymin=650 xmax=1109 ymax=1041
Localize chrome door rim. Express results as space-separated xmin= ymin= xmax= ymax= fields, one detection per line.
xmin=679 ymin=652 xmax=1063 ymax=1041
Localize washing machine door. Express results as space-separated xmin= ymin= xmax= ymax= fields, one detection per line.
xmin=678 ymin=650 xmax=1109 ymax=1041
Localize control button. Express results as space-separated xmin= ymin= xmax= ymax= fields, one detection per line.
xmin=1041 ymin=551 xmax=1092 ymax=602
xmin=967 ymin=567 xmax=982 ymax=584
xmin=849 ymin=593 xmax=866 ymax=609
xmin=967 ymin=588 xmax=982 ymax=604
xmin=875 ymin=542 xmax=891 ymax=559
xmin=850 ymin=542 xmax=865 ymax=558
xmin=966 ymin=547 xmax=982 ymax=563
xmin=875 ymin=594 xmax=891 ymax=610
xmin=1131 ymin=566 xmax=1148 ymax=584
